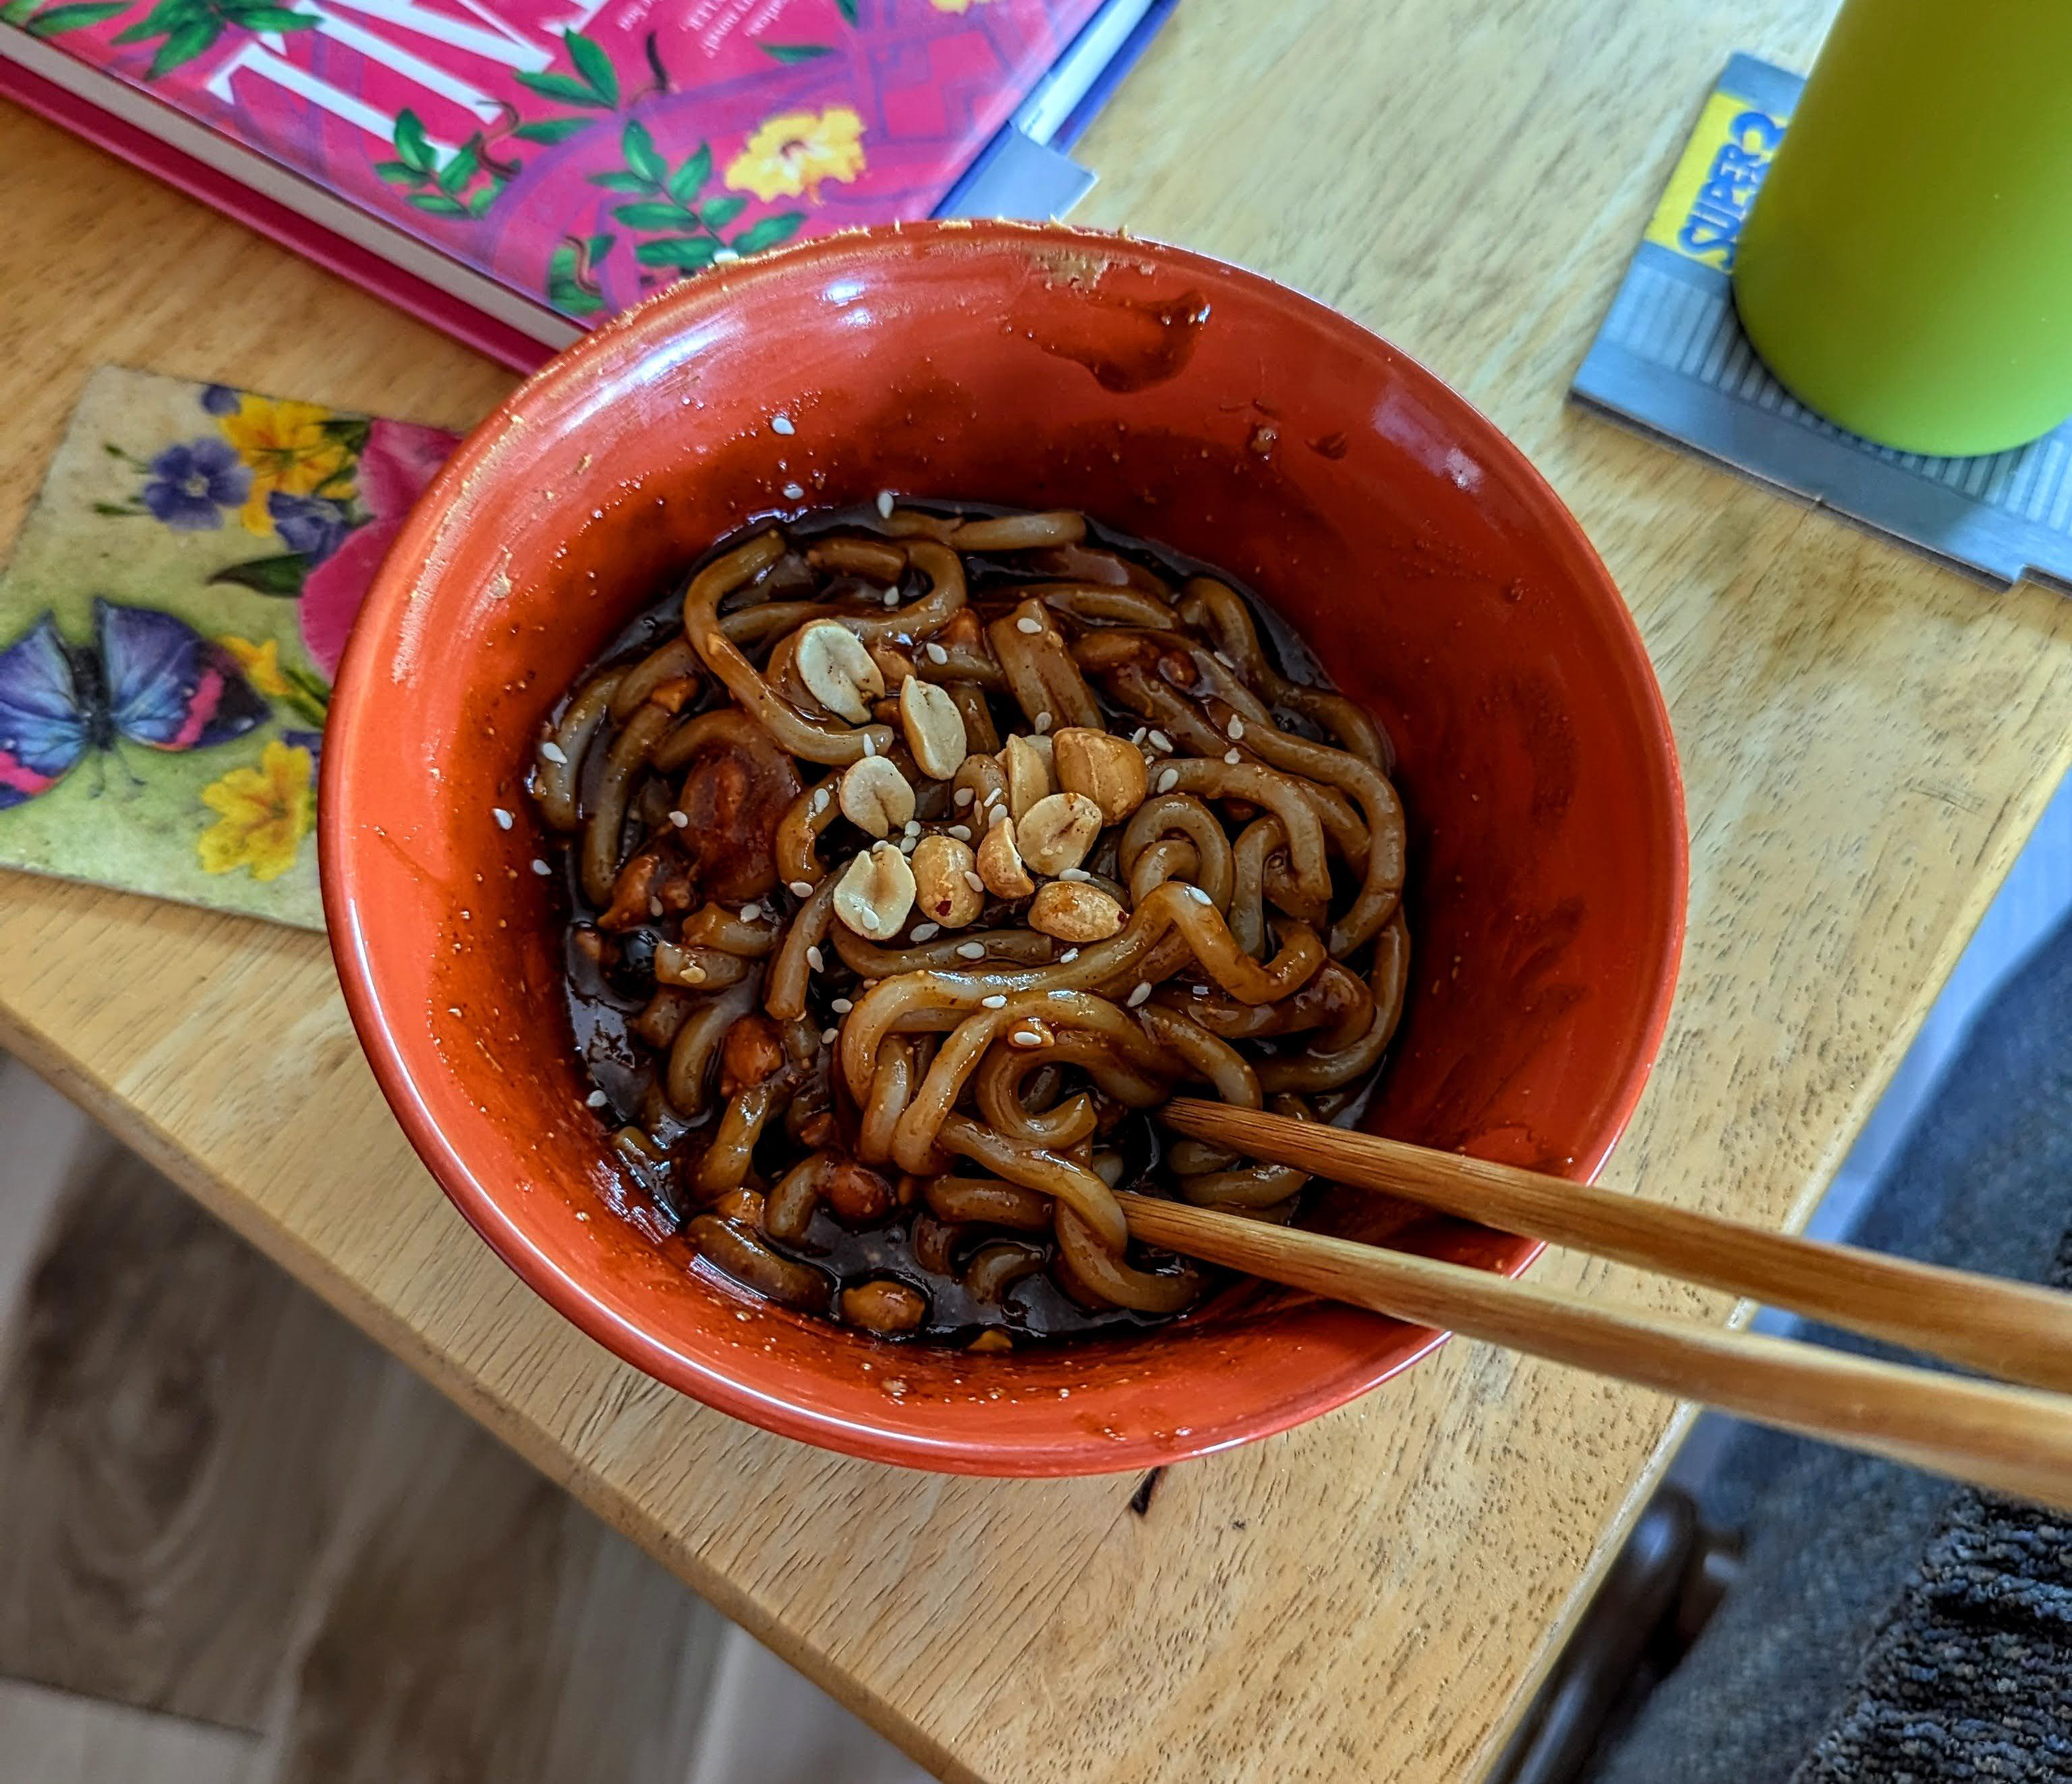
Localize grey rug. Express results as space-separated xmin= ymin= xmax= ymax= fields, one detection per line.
xmin=1594 ymin=909 xmax=2072 ymax=1783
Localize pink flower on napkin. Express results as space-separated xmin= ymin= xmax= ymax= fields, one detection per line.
xmin=298 ymin=420 xmax=458 ymax=681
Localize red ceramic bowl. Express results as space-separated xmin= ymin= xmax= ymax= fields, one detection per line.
xmin=322 ymin=221 xmax=1686 ymax=1476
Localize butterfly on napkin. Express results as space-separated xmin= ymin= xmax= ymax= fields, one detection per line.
xmin=0 ymin=599 xmax=268 ymax=809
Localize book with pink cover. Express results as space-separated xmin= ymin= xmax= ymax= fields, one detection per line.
xmin=0 ymin=0 xmax=1149 ymax=366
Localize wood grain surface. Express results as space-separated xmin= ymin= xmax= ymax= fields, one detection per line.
xmin=3 ymin=3 xmax=2071 ymax=1781
xmin=0 ymin=1144 xmax=393 ymax=1728
xmin=0 ymin=1061 xmax=731 ymax=1783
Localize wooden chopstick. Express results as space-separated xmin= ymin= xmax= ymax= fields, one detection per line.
xmin=1118 ymin=1192 xmax=2072 ymax=1514
xmin=1163 ymin=1099 xmax=2072 ymax=1394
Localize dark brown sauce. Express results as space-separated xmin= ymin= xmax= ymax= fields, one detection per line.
xmin=538 ymin=501 xmax=1379 ymax=1346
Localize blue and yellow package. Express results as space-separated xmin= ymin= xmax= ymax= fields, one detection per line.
xmin=1574 ymin=53 xmax=2072 ymax=589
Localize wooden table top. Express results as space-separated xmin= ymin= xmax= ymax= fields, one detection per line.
xmin=5 ymin=3 xmax=2071 ymax=1779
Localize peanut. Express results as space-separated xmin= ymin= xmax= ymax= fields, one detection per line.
xmin=1015 ymin=791 xmax=1103 ymax=876
xmin=838 ymin=755 xmax=915 ymax=837
xmin=840 ymin=1277 xmax=928 ymax=1335
xmin=822 ymin=1157 xmax=894 ymax=1224
xmin=899 ymin=676 xmax=968 ymax=779
xmin=1028 ymin=880 xmax=1127 ymax=944
xmin=718 ymin=1012 xmax=786 ymax=1095
xmin=794 ymin=618 xmax=883 ymax=722
xmin=1053 ymin=726 xmax=1149 ymax=823
xmin=976 ymin=817 xmax=1035 ymax=898
xmin=1002 ymin=732 xmax=1055 ymax=820
xmin=911 ymin=833 xmax=984 ymax=928
xmin=832 ymin=841 xmax=917 ymax=939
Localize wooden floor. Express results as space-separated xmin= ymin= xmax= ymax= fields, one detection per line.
xmin=0 ymin=1056 xmax=929 ymax=1784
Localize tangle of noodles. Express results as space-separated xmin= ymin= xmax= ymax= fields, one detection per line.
xmin=529 ymin=502 xmax=1412 ymax=1346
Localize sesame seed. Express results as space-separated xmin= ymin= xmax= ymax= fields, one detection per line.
xmin=822 ymin=1027 xmax=840 ymax=1044
xmin=805 ymin=945 xmax=825 ymax=971
xmin=813 ymin=787 xmax=831 ymax=812
xmin=956 ymin=940 xmax=985 ymax=958
xmin=648 ymin=898 xmax=664 ymax=917
xmin=585 ymin=1090 xmax=608 ymax=1107
xmin=988 ymin=806 xmax=1010 ymax=826
xmin=448 ymin=1006 xmax=461 ymax=1016
xmin=771 ymin=414 xmax=795 ymax=435
xmin=900 ymin=836 xmax=918 ymax=854
xmin=953 ymin=787 xmax=974 ymax=807
xmin=577 ymin=1211 xmax=590 ymax=1221
xmin=1033 ymin=712 xmax=1052 ymax=733
xmin=782 ymin=481 xmax=805 ymax=499
xmin=529 ymin=858 xmax=551 ymax=875
xmin=492 ymin=806 xmax=513 ymax=830
xmin=861 ymin=733 xmax=876 ymax=756
xmin=1213 ymin=650 xmax=1237 ymax=669
xmin=1226 ymin=716 xmax=1245 ymax=739
xmin=714 ymin=248 xmax=739 ymax=262
xmin=948 ymin=824 xmax=972 ymax=841
xmin=882 ymin=587 xmax=899 ymax=606
xmin=1191 ymin=982 xmax=1209 ymax=996
xmin=1126 ymin=982 xmax=1152 ymax=1008
xmin=1156 ymin=768 xmax=1179 ymax=793
xmin=876 ymin=490 xmax=895 ymax=517
xmin=539 ymin=740 xmax=569 ymax=764
xmin=1060 ymin=867 xmax=1089 ymax=882
xmin=1015 ymin=616 xmax=1042 ymax=635
xmin=964 ymin=871 xmax=985 ymax=893
xmin=739 ymin=902 xmax=761 ymax=921
xmin=1010 ymin=1029 xmax=1044 ymax=1048
xmin=1224 ymin=749 xmax=1242 ymax=765
xmin=668 ymin=810 xmax=689 ymax=827
xmin=902 ymin=819 xmax=921 ymax=836
xmin=1059 ymin=947 xmax=1080 ymax=962
xmin=789 ymin=879 xmax=813 ymax=897
xmin=911 ymin=922 xmax=940 ymax=941
xmin=981 ymin=994 xmax=1007 ymax=1008
xmin=925 ymin=642 xmax=949 ymax=664
xmin=1148 ymin=730 xmax=1173 ymax=752
xmin=831 ymin=996 xmax=854 ymax=1014
xmin=1186 ymin=885 xmax=1212 ymax=904
xmin=983 ymin=788 xmax=1002 ymax=808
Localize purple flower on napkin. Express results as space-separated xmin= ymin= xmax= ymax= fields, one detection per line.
xmin=140 ymin=438 xmax=252 ymax=532
xmin=268 ymin=491 xmax=351 ymax=565
xmin=199 ymin=383 xmax=242 ymax=417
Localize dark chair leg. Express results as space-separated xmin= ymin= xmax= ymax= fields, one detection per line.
xmin=1487 ymin=1488 xmax=1744 ymax=1784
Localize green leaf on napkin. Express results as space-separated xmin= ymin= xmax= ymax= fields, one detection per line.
xmin=208 ymin=552 xmax=312 ymax=597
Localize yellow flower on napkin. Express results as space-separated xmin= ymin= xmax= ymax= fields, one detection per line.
xmin=218 ymin=396 xmax=353 ymax=536
xmin=217 ymin=635 xmax=291 ymax=698
xmin=196 ymin=740 xmax=313 ymax=883
xmin=724 ymin=106 xmax=867 ymax=203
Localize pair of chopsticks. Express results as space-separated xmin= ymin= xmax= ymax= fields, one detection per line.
xmin=1146 ymin=1099 xmax=2072 ymax=1511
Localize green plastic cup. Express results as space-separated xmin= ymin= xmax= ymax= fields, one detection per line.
xmin=1734 ymin=0 xmax=2072 ymax=457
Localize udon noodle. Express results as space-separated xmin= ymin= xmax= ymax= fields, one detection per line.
xmin=529 ymin=503 xmax=1409 ymax=1346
